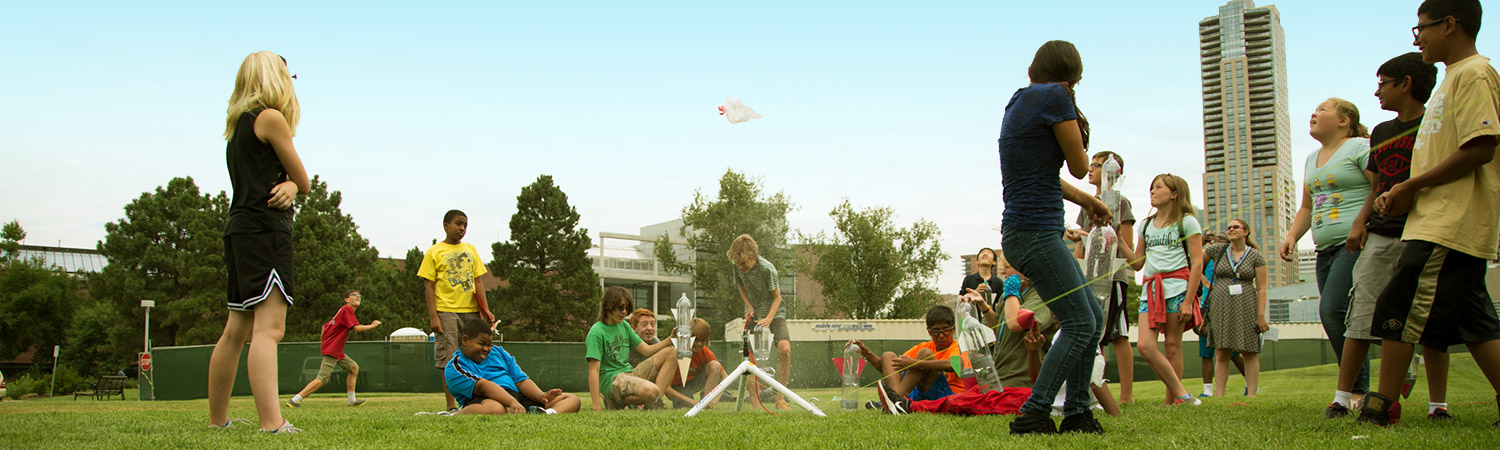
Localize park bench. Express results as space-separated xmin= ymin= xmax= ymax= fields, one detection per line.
xmin=74 ymin=375 xmax=127 ymax=400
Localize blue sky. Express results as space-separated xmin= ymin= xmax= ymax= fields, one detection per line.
xmin=3 ymin=1 xmax=1495 ymax=293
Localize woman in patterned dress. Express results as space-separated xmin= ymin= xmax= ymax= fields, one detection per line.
xmin=1204 ymin=218 xmax=1269 ymax=397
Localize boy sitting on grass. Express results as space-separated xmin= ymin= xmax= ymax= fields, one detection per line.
xmin=446 ymin=318 xmax=581 ymax=415
xmin=586 ymin=286 xmax=679 ymax=410
xmin=849 ymin=305 xmax=968 ymax=414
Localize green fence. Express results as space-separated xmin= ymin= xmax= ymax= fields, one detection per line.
xmin=146 ymin=337 xmax=1356 ymax=400
xmin=1116 ymin=338 xmax=1344 ymax=383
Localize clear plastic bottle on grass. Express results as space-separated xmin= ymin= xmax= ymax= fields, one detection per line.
xmin=842 ymin=342 xmax=860 ymax=410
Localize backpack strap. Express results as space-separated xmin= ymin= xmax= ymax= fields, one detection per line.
xmin=1178 ymin=218 xmax=1191 ymax=265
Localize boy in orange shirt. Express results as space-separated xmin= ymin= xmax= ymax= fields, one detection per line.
xmin=848 ymin=305 xmax=966 ymax=413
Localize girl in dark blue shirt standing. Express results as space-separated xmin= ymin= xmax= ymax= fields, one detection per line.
xmin=997 ymin=40 xmax=1113 ymax=435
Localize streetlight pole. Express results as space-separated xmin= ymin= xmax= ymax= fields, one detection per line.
xmin=140 ymin=300 xmax=154 ymax=354
xmin=49 ymin=345 xmax=58 ymax=398
xmin=139 ymin=300 xmax=154 ymax=401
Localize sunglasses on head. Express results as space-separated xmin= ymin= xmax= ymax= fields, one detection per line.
xmin=277 ymin=55 xmax=298 ymax=80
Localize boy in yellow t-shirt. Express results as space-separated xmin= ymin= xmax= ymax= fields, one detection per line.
xmin=418 ymin=209 xmax=493 ymax=412
xmin=1365 ymin=0 xmax=1500 ymax=427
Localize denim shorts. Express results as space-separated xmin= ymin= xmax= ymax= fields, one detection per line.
xmin=1139 ymin=293 xmax=1185 ymax=315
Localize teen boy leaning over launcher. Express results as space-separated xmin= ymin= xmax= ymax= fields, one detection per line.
xmin=728 ymin=234 xmax=793 ymax=410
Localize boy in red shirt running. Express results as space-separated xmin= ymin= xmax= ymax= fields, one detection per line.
xmin=286 ymin=290 xmax=382 ymax=407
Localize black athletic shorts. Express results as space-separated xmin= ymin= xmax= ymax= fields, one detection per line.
xmin=1371 ymin=240 xmax=1500 ymax=348
xmin=1101 ymin=281 xmax=1131 ymax=342
xmin=224 ymin=230 xmax=295 ymax=311
xmin=462 ymin=387 xmax=546 ymax=410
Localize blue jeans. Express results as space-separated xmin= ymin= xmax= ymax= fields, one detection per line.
xmin=1316 ymin=243 xmax=1369 ymax=394
xmin=1003 ymin=227 xmax=1104 ymax=416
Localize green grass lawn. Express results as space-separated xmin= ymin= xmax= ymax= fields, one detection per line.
xmin=3 ymin=355 xmax=1499 ymax=448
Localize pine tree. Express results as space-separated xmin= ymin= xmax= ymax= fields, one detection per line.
xmin=490 ymin=175 xmax=601 ymax=341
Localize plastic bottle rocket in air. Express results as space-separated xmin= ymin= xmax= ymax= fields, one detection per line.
xmin=841 ymin=342 xmax=860 ymax=410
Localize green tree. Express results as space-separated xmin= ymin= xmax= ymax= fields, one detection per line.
xmin=90 ymin=177 xmax=230 ymax=359
xmin=489 ymin=175 xmax=601 ymax=341
xmin=61 ymin=299 xmax=119 ymax=375
xmin=0 ymin=220 xmax=22 ymax=259
xmin=797 ymin=200 xmax=947 ymax=319
xmin=655 ymin=169 xmax=795 ymax=334
xmin=0 ymin=221 xmax=82 ymax=361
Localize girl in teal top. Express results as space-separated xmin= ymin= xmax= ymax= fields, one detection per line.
xmin=1276 ymin=97 xmax=1373 ymax=397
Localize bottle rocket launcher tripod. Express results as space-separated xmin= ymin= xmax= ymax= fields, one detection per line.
xmin=684 ymin=316 xmax=825 ymax=417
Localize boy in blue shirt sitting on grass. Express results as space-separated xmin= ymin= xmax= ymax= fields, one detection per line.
xmin=445 ymin=318 xmax=581 ymax=415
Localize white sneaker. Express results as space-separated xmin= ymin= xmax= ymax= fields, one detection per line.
xmin=261 ymin=420 xmax=302 ymax=434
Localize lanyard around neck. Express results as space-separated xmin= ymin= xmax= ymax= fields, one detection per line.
xmin=1226 ymin=246 xmax=1248 ymax=282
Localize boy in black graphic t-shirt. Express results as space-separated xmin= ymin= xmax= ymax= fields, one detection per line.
xmin=1327 ymin=52 xmax=1447 ymax=420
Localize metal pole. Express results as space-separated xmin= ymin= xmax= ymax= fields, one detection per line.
xmin=49 ymin=345 xmax=58 ymax=398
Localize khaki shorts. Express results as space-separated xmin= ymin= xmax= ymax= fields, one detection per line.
xmin=1348 ymin=233 xmax=1404 ymax=341
xmin=604 ymin=355 xmax=665 ymax=409
xmin=315 ymin=355 xmax=358 ymax=383
xmin=767 ymin=317 xmax=790 ymax=343
xmin=434 ymin=311 xmax=482 ymax=368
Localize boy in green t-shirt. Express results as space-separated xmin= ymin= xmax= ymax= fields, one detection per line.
xmin=727 ymin=234 xmax=792 ymax=409
xmin=585 ymin=286 xmax=677 ymax=410
xmin=418 ymin=209 xmax=493 ymax=412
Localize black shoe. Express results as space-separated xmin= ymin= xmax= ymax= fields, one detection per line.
xmin=1059 ymin=412 xmax=1105 ymax=434
xmin=717 ymin=392 xmax=737 ymax=403
xmin=1325 ymin=402 xmax=1350 ymax=419
xmin=874 ymin=381 xmax=908 ymax=415
xmin=864 ymin=400 xmax=881 ymax=410
xmin=1428 ymin=407 xmax=1454 ymax=421
xmin=1009 ymin=411 xmax=1058 ymax=435
xmin=1355 ymin=392 xmax=1399 ymax=427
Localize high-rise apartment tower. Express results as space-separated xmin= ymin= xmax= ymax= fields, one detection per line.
xmin=1199 ymin=0 xmax=1298 ymax=288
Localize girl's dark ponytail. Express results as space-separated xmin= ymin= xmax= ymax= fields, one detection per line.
xmin=1065 ymin=85 xmax=1090 ymax=149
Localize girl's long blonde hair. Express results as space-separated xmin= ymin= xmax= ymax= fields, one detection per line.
xmin=224 ymin=51 xmax=299 ymax=141
xmin=1149 ymin=174 xmax=1196 ymax=225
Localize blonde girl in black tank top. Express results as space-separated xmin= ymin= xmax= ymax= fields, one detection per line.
xmin=207 ymin=51 xmax=309 ymax=433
